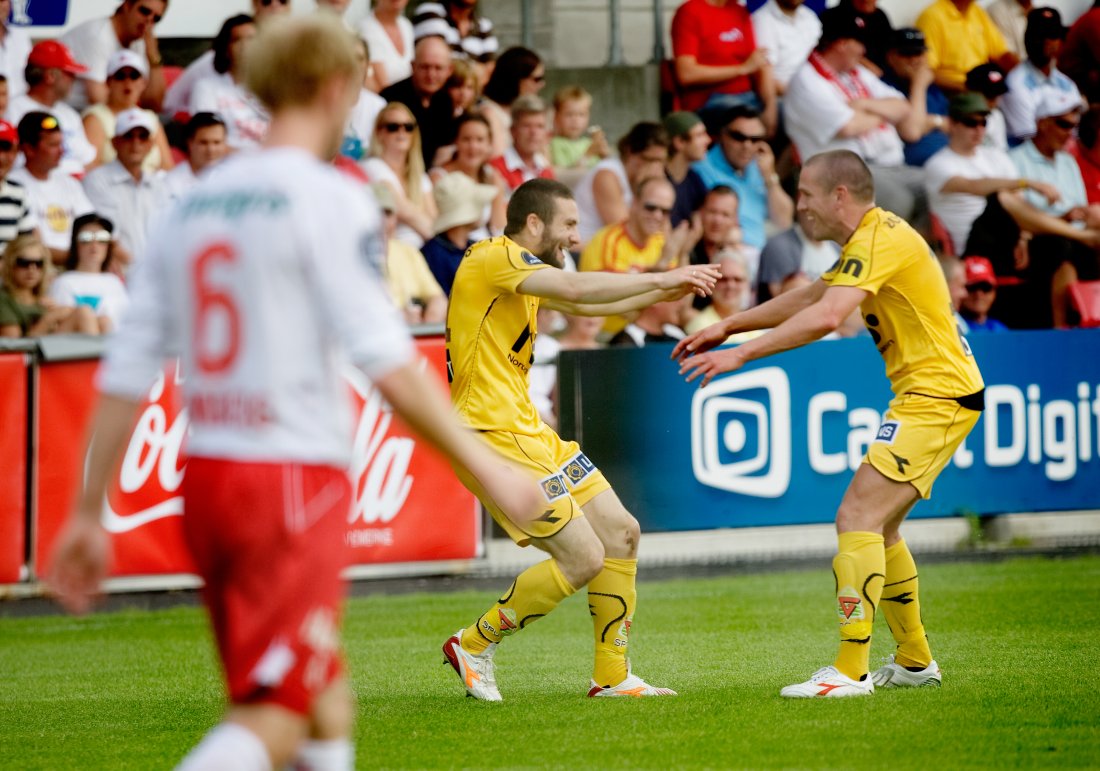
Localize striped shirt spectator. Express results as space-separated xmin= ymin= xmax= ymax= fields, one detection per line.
xmin=412 ymin=2 xmax=498 ymax=64
xmin=0 ymin=118 xmax=33 ymax=250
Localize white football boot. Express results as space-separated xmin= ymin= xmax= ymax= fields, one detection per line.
xmin=871 ymin=654 xmax=942 ymax=688
xmin=587 ymin=663 xmax=677 ymax=697
xmin=442 ymin=629 xmax=502 ymax=701
xmin=779 ymin=665 xmax=875 ymax=698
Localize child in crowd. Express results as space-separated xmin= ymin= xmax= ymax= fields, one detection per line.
xmin=549 ymin=85 xmax=609 ymax=172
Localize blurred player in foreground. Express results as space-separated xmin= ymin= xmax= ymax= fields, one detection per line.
xmin=675 ymin=150 xmax=985 ymax=698
xmin=50 ymin=16 xmax=542 ymax=770
xmin=442 ymin=177 xmax=721 ymax=700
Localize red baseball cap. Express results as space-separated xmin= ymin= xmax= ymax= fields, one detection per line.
xmin=964 ymin=256 xmax=997 ymax=287
xmin=0 ymin=120 xmax=15 ymax=143
xmin=28 ymin=40 xmax=88 ymax=76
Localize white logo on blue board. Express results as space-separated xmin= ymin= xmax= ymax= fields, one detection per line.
xmin=11 ymin=1 xmax=67 ymax=26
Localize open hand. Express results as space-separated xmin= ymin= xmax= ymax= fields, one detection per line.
xmin=678 ymin=346 xmax=747 ymax=387
xmin=658 ymin=263 xmax=721 ymax=298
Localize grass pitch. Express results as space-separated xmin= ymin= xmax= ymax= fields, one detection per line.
xmin=1 ymin=555 xmax=1097 ymax=769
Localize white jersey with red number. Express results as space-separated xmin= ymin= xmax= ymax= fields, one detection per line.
xmin=98 ymin=147 xmax=415 ymax=465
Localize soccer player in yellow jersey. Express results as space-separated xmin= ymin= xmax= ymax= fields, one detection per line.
xmin=442 ymin=178 xmax=721 ymax=700
xmin=675 ymin=150 xmax=985 ymax=698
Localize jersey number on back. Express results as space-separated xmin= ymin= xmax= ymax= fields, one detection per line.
xmin=193 ymin=242 xmax=241 ymax=374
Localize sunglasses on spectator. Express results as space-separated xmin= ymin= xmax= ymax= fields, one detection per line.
xmin=957 ymin=115 xmax=987 ymax=128
xmin=529 ymin=74 xmax=546 ymax=83
xmin=121 ymin=129 xmax=152 ymax=141
xmin=0 ymin=141 xmax=13 ymax=152
xmin=136 ymin=5 xmax=163 ymax=23
xmin=110 ymin=69 xmax=143 ymax=81
xmin=966 ymin=282 xmax=995 ymax=293
xmin=259 ymin=0 xmax=289 ymax=5
xmin=718 ymin=275 xmax=746 ymax=283
xmin=14 ymin=257 xmax=44 ymax=269
xmin=725 ymin=129 xmax=765 ymax=143
xmin=380 ymin=121 xmax=416 ymax=133
xmin=78 ymin=231 xmax=113 ymax=244
xmin=642 ymin=202 xmax=672 ymax=216
xmin=1053 ymin=117 xmax=1079 ymax=130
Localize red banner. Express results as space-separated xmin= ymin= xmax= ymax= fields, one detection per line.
xmin=34 ymin=338 xmax=480 ymax=580
xmin=0 ymin=354 xmax=28 ymax=583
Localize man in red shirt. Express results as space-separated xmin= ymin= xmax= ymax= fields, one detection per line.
xmin=1072 ymin=106 xmax=1100 ymax=205
xmin=670 ymin=0 xmax=777 ymax=134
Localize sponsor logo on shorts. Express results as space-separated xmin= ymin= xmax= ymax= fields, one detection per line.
xmin=875 ymin=420 xmax=900 ymax=444
xmin=498 ymin=608 xmax=518 ymax=636
xmin=540 ymin=473 xmax=568 ymax=501
xmin=562 ymin=453 xmax=596 ymax=487
xmin=837 ymin=588 xmax=864 ymax=622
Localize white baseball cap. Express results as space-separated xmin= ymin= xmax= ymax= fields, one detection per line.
xmin=114 ymin=108 xmax=158 ymax=138
xmin=1034 ymin=90 xmax=1084 ymax=121
xmin=107 ymin=48 xmax=149 ymax=79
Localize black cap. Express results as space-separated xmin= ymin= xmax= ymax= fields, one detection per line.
xmin=965 ymin=63 xmax=1009 ymax=98
xmin=1026 ymin=7 xmax=1067 ymax=39
xmin=890 ymin=28 xmax=927 ymax=55
xmin=819 ymin=6 xmax=869 ymax=47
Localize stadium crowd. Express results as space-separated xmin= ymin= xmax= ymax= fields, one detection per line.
xmin=1 ymin=0 xmax=1098 ymax=376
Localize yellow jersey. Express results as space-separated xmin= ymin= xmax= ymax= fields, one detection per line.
xmin=578 ymin=222 xmax=666 ymax=273
xmin=916 ymin=0 xmax=1009 ymax=91
xmin=822 ymin=207 xmax=984 ymax=399
xmin=446 ymin=236 xmax=550 ymax=434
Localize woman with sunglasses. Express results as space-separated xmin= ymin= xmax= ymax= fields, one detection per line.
xmin=48 ymin=213 xmax=129 ymax=334
xmin=479 ymin=46 xmax=545 ymax=156
xmin=430 ymin=111 xmax=505 ymax=239
xmin=364 ymin=101 xmax=436 ymax=247
xmin=0 ymin=235 xmax=98 ymax=337
xmin=82 ymin=50 xmax=173 ymax=173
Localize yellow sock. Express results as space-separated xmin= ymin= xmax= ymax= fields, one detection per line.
xmin=460 ymin=559 xmax=575 ymax=654
xmin=832 ymin=531 xmax=885 ymax=681
xmin=587 ymin=558 xmax=637 ymax=687
xmin=881 ymin=539 xmax=933 ymax=669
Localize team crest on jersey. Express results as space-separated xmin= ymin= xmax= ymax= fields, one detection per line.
xmin=540 ymin=473 xmax=568 ymax=501
xmin=498 ymin=608 xmax=518 ymax=636
xmin=875 ymin=420 xmax=900 ymax=444
xmin=520 ymin=250 xmax=542 ymax=266
xmin=561 ymin=453 xmax=596 ymax=487
xmin=837 ymin=588 xmax=864 ymax=622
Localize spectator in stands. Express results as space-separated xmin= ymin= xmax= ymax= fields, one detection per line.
xmin=662 ymin=110 xmax=710 ymax=228
xmin=916 ymin=0 xmax=1018 ymax=94
xmin=60 ymin=0 xmax=167 ymax=113
xmin=380 ymin=35 xmax=454 ymax=168
xmin=0 ymin=0 xmax=32 ymax=100
xmin=824 ymin=0 xmax=894 ymax=78
xmin=489 ymin=95 xmax=554 ymax=197
xmin=608 ymin=295 xmax=688 ymax=347
xmin=82 ymin=50 xmax=172 ymax=173
xmin=938 ymin=252 xmax=970 ymax=333
xmin=420 ymin=171 xmax=497 ymax=295
xmin=163 ymin=0 xmax=289 ymax=120
xmin=987 ymin=0 xmax=1033 ymax=58
xmin=1002 ymin=8 xmax=1081 ymax=145
xmin=574 ymin=121 xmax=669 ymax=246
xmin=756 ymin=209 xmax=841 ymax=303
xmin=784 ymin=12 xmax=928 ymax=230
xmin=431 ymin=111 xmax=505 ymax=239
xmin=670 ymin=0 xmax=777 ymax=134
xmin=50 ymin=213 xmax=129 ymax=331
xmin=479 ymin=47 xmax=544 ymax=156
xmin=549 ymin=86 xmax=610 ymax=178
xmin=191 ymin=15 xmax=268 ymax=151
xmin=342 ymin=37 xmax=388 ymax=163
xmin=0 ymin=75 xmax=8 ymax=118
xmin=11 ymin=112 xmax=95 ymax=264
xmin=447 ymin=58 xmax=480 ymax=117
xmin=365 ymin=101 xmax=437 ymax=248
xmin=965 ymin=63 xmax=1010 ymax=150
xmin=688 ymin=185 xmax=744 ymax=266
xmin=751 ymin=0 xmax=822 ymax=95
xmin=558 ymin=313 xmax=605 ymax=350
xmin=82 ymin=109 xmax=164 ymax=264
xmin=0 ymin=119 xmax=33 ymax=252
xmin=1059 ymin=0 xmax=1100 ymax=104
xmin=8 ymin=41 xmax=98 ymax=175
xmin=0 ymin=234 xmax=97 ymax=336
xmin=694 ymin=105 xmax=793 ymax=251
xmin=1073 ymin=106 xmax=1100 ymax=205
xmin=371 ymin=182 xmax=446 ymax=324
xmin=156 ymin=112 xmax=227 ymax=207
xmin=960 ymin=255 xmax=1010 ymax=331
xmin=412 ymin=0 xmax=498 ymax=83
xmin=685 ymin=251 xmax=763 ymax=342
xmin=360 ymin=0 xmax=415 ymax=90
xmin=882 ymin=28 xmax=949 ymax=167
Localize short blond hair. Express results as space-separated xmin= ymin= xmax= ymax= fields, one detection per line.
xmin=552 ymin=85 xmax=591 ymax=112
xmin=245 ymin=15 xmax=359 ymax=112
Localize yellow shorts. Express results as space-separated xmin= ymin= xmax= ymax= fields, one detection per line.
xmin=455 ymin=425 xmax=610 ymax=546
xmin=864 ymin=393 xmax=981 ymax=499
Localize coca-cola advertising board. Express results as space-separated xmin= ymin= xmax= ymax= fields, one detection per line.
xmin=33 ymin=338 xmax=480 ymax=581
xmin=0 ymin=353 xmax=28 ymax=583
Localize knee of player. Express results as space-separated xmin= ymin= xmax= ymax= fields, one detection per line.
xmin=620 ymin=514 xmax=641 ymax=555
xmin=576 ymin=543 xmax=607 ymax=585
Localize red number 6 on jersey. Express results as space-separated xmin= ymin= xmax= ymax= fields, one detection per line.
xmin=193 ymin=242 xmax=241 ymax=374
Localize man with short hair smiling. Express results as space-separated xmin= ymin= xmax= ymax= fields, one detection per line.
xmin=489 ymin=95 xmax=554 ymax=197
xmin=61 ymin=0 xmax=168 ymax=112
xmin=156 ymin=112 xmax=228 ymax=207
xmin=380 ymin=35 xmax=455 ymax=166
xmin=662 ymin=110 xmax=710 ymax=227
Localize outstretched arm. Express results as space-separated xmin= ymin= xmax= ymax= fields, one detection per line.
xmin=519 ymin=263 xmax=720 ymax=306
xmin=543 ymin=286 xmax=681 ymax=317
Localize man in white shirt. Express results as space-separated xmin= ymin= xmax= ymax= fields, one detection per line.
xmin=751 ymin=0 xmax=822 ymax=94
xmin=82 ymin=109 xmax=164 ymax=264
xmin=11 ymin=111 xmax=94 ymax=263
xmin=50 ymin=15 xmax=541 ymax=771
xmin=0 ymin=0 xmax=32 ymax=100
xmin=156 ymin=112 xmax=228 ymax=207
xmin=60 ymin=0 xmax=167 ymax=112
xmin=6 ymin=41 xmax=97 ymax=176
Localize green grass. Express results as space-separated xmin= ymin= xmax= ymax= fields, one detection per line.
xmin=1 ymin=555 xmax=1098 ymax=769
